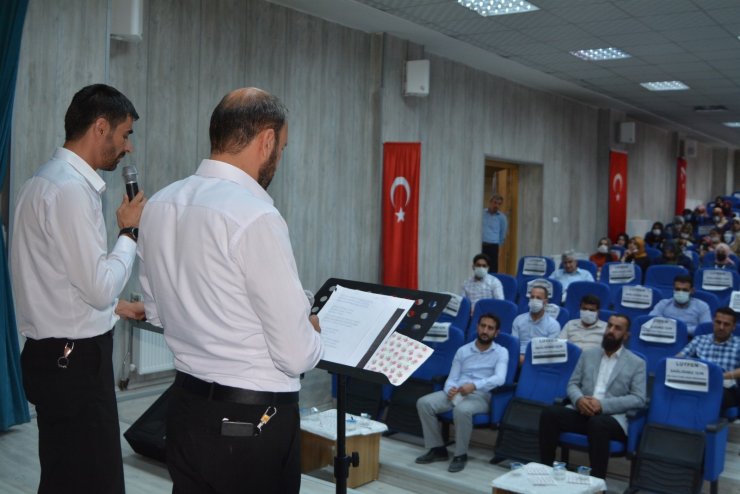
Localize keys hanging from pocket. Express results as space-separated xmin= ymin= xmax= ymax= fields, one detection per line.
xmin=255 ymin=406 xmax=277 ymax=436
xmin=57 ymin=341 xmax=75 ymax=369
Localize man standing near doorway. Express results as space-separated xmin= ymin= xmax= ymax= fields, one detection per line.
xmin=482 ymin=193 xmax=507 ymax=273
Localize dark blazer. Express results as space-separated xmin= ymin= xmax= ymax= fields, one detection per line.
xmin=567 ymin=347 xmax=646 ymax=415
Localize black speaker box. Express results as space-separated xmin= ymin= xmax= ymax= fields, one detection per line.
xmin=123 ymin=385 xmax=174 ymax=463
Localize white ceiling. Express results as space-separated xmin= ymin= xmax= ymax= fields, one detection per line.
xmin=269 ymin=0 xmax=740 ymax=147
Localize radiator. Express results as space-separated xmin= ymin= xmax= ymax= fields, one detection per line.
xmin=134 ymin=328 xmax=175 ymax=375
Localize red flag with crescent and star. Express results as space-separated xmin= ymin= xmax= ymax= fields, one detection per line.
xmin=382 ymin=142 xmax=421 ymax=289
xmin=675 ymin=157 xmax=687 ymax=215
xmin=608 ymin=150 xmax=628 ymax=242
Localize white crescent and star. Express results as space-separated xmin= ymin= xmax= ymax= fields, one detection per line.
xmin=390 ymin=176 xmax=411 ymax=222
xmin=612 ymin=173 xmax=624 ymax=202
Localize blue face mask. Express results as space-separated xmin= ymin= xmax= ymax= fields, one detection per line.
xmin=673 ymin=290 xmax=690 ymax=305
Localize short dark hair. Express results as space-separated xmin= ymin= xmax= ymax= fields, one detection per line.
xmin=478 ymin=313 xmax=500 ymax=330
xmin=716 ymin=307 xmax=737 ymax=324
xmin=580 ymin=294 xmax=601 ymax=309
xmin=64 ymin=84 xmax=138 ymax=141
xmin=609 ymin=313 xmax=631 ymax=330
xmin=210 ymin=91 xmax=287 ymax=154
xmin=473 ymin=253 xmax=491 ymax=265
xmin=673 ymin=273 xmax=693 ymax=288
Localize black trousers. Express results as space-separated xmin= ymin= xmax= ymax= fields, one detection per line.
xmin=166 ymin=384 xmax=301 ymax=494
xmin=482 ymin=242 xmax=500 ymax=273
xmin=21 ymin=330 xmax=124 ymax=494
xmin=539 ymin=405 xmax=627 ymax=479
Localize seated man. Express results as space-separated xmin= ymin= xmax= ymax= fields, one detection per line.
xmin=651 ymin=240 xmax=693 ymax=273
xmin=415 ymin=314 xmax=508 ymax=473
xmin=677 ymin=307 xmax=740 ymax=410
xmin=512 ymin=282 xmax=561 ymax=364
xmin=559 ymin=294 xmax=607 ymax=350
xmin=549 ymin=250 xmax=594 ymax=302
xmin=539 ymin=314 xmax=647 ymax=480
xmin=461 ymin=253 xmax=504 ymax=312
xmin=649 ymin=274 xmax=711 ymax=336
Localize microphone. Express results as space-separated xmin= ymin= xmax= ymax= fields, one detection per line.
xmin=122 ymin=164 xmax=139 ymax=200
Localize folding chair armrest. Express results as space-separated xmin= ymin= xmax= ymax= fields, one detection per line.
xmin=705 ymin=418 xmax=729 ymax=482
xmin=554 ymin=397 xmax=570 ymax=406
xmin=491 ymin=383 xmax=517 ymax=396
xmin=626 ymin=407 xmax=648 ymax=456
xmin=706 ymin=418 xmax=729 ymax=433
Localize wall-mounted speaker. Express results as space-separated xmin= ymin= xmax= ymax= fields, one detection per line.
xmin=111 ymin=0 xmax=144 ymax=42
xmin=618 ymin=122 xmax=636 ymax=144
xmin=404 ymin=60 xmax=430 ymax=97
xmin=682 ymin=139 xmax=698 ymax=158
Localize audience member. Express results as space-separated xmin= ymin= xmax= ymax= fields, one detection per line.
xmin=730 ymin=218 xmax=740 ymax=256
xmin=664 ymin=215 xmax=685 ymax=239
xmin=549 ymin=250 xmax=594 ymax=302
xmin=461 ymin=253 xmax=504 ymax=312
xmin=559 ymin=294 xmax=607 ymax=350
xmin=511 ymin=282 xmax=560 ymax=364
xmin=648 ymin=274 xmax=711 ymax=336
xmin=589 ymin=237 xmax=619 ymax=278
xmin=644 ymin=221 xmax=668 ymax=249
xmin=713 ymin=243 xmax=736 ymax=269
xmin=539 ymin=314 xmax=646 ymax=480
xmin=621 ymin=236 xmax=650 ymax=282
xmin=415 ymin=314 xmax=508 ymax=473
xmin=713 ymin=207 xmax=729 ymax=232
xmin=677 ymin=223 xmax=695 ymax=248
xmin=614 ymin=232 xmax=629 ymax=249
xmin=481 ymin=194 xmax=507 ymax=273
xmin=652 ymin=240 xmax=693 ymax=273
xmin=677 ymin=307 xmax=740 ymax=410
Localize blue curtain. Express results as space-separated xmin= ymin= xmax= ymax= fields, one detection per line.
xmin=0 ymin=0 xmax=30 ymax=431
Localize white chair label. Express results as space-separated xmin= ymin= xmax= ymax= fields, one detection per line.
xmin=442 ymin=292 xmax=461 ymax=317
xmin=531 ymin=338 xmax=568 ymax=364
xmin=621 ymin=285 xmax=653 ymax=308
xmin=665 ymin=358 xmax=709 ymax=392
xmin=609 ymin=263 xmax=636 ymax=284
xmin=522 ymin=257 xmax=547 ymax=276
xmin=640 ymin=317 xmax=677 ymax=344
xmin=527 ymin=278 xmax=554 ymax=298
xmin=730 ymin=291 xmax=740 ymax=312
xmin=423 ymin=322 xmax=450 ymax=343
xmin=702 ymin=270 xmax=733 ymax=291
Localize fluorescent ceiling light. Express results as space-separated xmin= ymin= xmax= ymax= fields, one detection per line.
xmin=640 ymin=81 xmax=690 ymax=91
xmin=570 ymin=48 xmax=631 ymax=61
xmin=458 ymin=0 xmax=539 ymax=17
xmin=723 ymin=122 xmax=740 ymax=128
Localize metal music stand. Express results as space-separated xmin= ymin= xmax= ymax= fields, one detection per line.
xmin=311 ymin=278 xmax=450 ymax=494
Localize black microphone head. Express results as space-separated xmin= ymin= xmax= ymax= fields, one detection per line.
xmin=122 ymin=164 xmax=138 ymax=182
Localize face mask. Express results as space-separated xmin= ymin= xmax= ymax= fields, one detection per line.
xmin=473 ymin=266 xmax=488 ymax=279
xmin=716 ymin=252 xmax=728 ymax=262
xmin=711 ymin=236 xmax=720 ymax=243
xmin=597 ymin=245 xmax=609 ymax=254
xmin=684 ymin=215 xmax=692 ymax=222
xmin=673 ymin=290 xmax=690 ymax=305
xmin=528 ymin=298 xmax=544 ymax=314
xmin=680 ymin=233 xmax=689 ymax=239
xmin=580 ymin=310 xmax=598 ymax=325
xmin=714 ymin=216 xmax=722 ymax=223
xmin=652 ymin=229 xmax=661 ymax=236
xmin=724 ymin=232 xmax=733 ymax=243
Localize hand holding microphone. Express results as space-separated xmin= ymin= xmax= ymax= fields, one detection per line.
xmin=116 ymin=163 xmax=146 ymax=232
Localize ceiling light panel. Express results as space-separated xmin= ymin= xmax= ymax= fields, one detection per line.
xmin=570 ymin=47 xmax=631 ymax=61
xmin=723 ymin=122 xmax=740 ymax=128
xmin=640 ymin=81 xmax=690 ymax=91
xmin=458 ymin=0 xmax=539 ymax=17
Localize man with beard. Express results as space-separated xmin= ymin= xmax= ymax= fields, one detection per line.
xmin=137 ymin=88 xmax=323 ymax=493
xmin=11 ymin=84 xmax=145 ymax=494
xmin=415 ymin=314 xmax=509 ymax=473
xmin=539 ymin=314 xmax=646 ymax=480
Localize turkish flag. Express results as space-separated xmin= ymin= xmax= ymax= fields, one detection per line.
xmin=382 ymin=142 xmax=421 ymax=289
xmin=675 ymin=158 xmax=687 ymax=215
xmin=608 ymin=150 xmax=628 ymax=241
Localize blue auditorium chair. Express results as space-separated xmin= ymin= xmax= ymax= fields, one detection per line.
xmin=600 ymin=261 xmax=642 ymax=307
xmin=701 ymin=250 xmax=740 ymax=268
xmin=644 ymin=264 xmax=689 ymax=292
xmin=492 ymin=273 xmax=518 ymax=303
xmin=491 ymin=340 xmax=582 ymax=464
xmin=694 ymin=268 xmax=740 ymax=306
xmin=437 ymin=295 xmax=471 ymax=335
xmin=644 ymin=246 xmax=662 ymax=262
xmin=563 ymin=281 xmax=611 ymax=318
xmin=468 ymin=298 xmax=518 ymax=340
xmin=516 ymin=256 xmax=555 ymax=289
xmin=692 ymin=289 xmax=719 ymax=316
xmin=628 ymin=315 xmax=688 ymax=376
xmin=558 ymin=259 xmax=598 ymax=280
xmin=627 ymin=358 xmax=728 ymax=494
xmin=612 ymin=285 xmax=663 ymax=322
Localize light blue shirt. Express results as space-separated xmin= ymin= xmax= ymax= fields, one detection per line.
xmin=512 ymin=312 xmax=561 ymax=354
xmin=649 ymin=297 xmax=711 ymax=335
xmin=549 ymin=268 xmax=594 ymax=302
xmin=443 ymin=340 xmax=509 ymax=394
xmin=482 ymin=209 xmax=507 ymax=244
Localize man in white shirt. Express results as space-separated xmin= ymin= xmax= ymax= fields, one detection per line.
xmin=539 ymin=314 xmax=647 ymax=479
xmin=511 ymin=282 xmax=561 ymax=364
xmin=549 ymin=250 xmax=594 ymax=302
xmin=138 ymin=88 xmax=323 ymax=493
xmin=11 ymin=84 xmax=145 ymax=494
xmin=461 ymin=253 xmax=505 ymax=312
xmin=559 ymin=294 xmax=607 ymax=350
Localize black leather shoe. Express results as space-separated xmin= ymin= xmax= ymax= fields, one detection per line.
xmin=415 ymin=447 xmax=449 ymax=464
xmin=448 ymin=454 xmax=467 ymax=472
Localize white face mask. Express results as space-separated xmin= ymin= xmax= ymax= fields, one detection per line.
xmin=597 ymin=245 xmax=609 ymax=254
xmin=652 ymin=228 xmax=662 ymax=236
xmin=473 ymin=266 xmax=488 ymax=279
xmin=673 ymin=290 xmax=690 ymax=305
xmin=724 ymin=231 xmax=733 ymax=243
xmin=580 ymin=310 xmax=598 ymax=325
xmin=528 ymin=298 xmax=544 ymax=314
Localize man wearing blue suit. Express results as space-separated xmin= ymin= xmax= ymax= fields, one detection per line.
xmin=539 ymin=314 xmax=646 ymax=480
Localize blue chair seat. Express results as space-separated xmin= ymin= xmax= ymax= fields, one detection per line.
xmin=558 ymin=432 xmax=626 ymax=455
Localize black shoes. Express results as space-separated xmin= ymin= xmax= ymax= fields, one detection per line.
xmin=415 ymin=447 xmax=449 ymax=464
xmin=448 ymin=454 xmax=468 ymax=472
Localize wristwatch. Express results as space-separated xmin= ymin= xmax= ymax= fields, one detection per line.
xmin=119 ymin=227 xmax=139 ymax=242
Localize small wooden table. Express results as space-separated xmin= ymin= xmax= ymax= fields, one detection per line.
xmin=300 ymin=409 xmax=388 ymax=488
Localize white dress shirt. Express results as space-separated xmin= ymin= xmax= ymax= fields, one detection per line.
xmin=138 ymin=159 xmax=323 ymax=392
xmin=594 ymin=347 xmax=627 ymax=432
xmin=10 ymin=147 xmax=136 ymax=339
